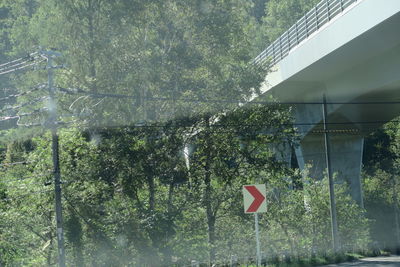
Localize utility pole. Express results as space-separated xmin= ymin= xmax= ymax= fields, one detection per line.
xmin=41 ymin=49 xmax=66 ymax=267
xmin=322 ymin=94 xmax=340 ymax=252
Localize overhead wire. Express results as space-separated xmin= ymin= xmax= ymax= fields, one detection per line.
xmin=0 ymin=109 xmax=47 ymax=124
xmin=3 ymin=180 xmax=52 ymax=189
xmin=1 ymin=180 xmax=76 ymax=202
xmin=0 ymin=96 xmax=48 ymax=114
xmin=15 ymin=119 xmax=81 ymax=128
xmin=0 ymin=58 xmax=46 ymax=76
xmin=0 ymin=57 xmax=27 ymax=68
xmin=0 ymin=160 xmax=37 ymax=167
xmin=0 ymin=52 xmax=38 ymax=68
xmin=57 ymin=86 xmax=400 ymax=105
xmin=58 ymin=86 xmax=136 ymax=99
xmin=0 ymin=189 xmax=53 ymax=202
xmin=50 ymin=91 xmax=400 ymax=129
xmin=0 ymin=58 xmax=36 ymax=72
xmin=0 ymin=172 xmax=52 ymax=183
xmin=0 ymin=150 xmax=35 ymax=158
xmin=1 ymin=102 xmax=394 ymax=130
xmin=0 ymin=84 xmax=47 ymax=103
xmin=68 ymin=119 xmax=399 ymax=130
xmin=0 ymin=56 xmax=396 ymax=136
xmin=2 ymin=175 xmax=77 ymax=188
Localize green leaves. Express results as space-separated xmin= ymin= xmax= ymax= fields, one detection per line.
xmin=0 ymin=0 xmax=380 ymax=265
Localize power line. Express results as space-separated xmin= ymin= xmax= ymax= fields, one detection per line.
xmin=0 ymin=84 xmax=47 ymax=102
xmin=0 ymin=57 xmax=28 ymax=68
xmin=0 ymin=96 xmax=48 ymax=114
xmin=15 ymin=118 xmax=80 ymax=128
xmin=3 ymin=177 xmax=76 ymax=189
xmin=0 ymin=52 xmax=38 ymax=68
xmin=55 ymin=87 xmax=400 ymax=130
xmin=0 ymin=109 xmax=46 ymax=124
xmin=0 ymin=151 xmax=34 ymax=158
xmin=0 ymin=148 xmax=49 ymax=157
xmin=0 ymin=160 xmax=37 ymax=167
xmin=0 ymin=173 xmax=52 ymax=184
xmin=0 ymin=189 xmax=52 ymax=202
xmin=0 ymin=60 xmax=45 ymax=76
xmin=73 ymin=119 xmax=398 ymax=131
xmin=3 ymin=180 xmax=51 ymax=189
xmin=0 ymin=58 xmax=36 ymax=72
xmin=58 ymin=87 xmax=136 ymax=99
xmin=296 ymin=150 xmax=364 ymax=159
xmin=57 ymin=86 xmax=400 ymax=105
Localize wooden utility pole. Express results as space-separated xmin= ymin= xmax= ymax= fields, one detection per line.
xmin=42 ymin=49 xmax=66 ymax=267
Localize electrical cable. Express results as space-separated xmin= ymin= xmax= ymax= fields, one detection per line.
xmin=0 ymin=96 xmax=48 ymax=114
xmin=16 ymin=121 xmax=43 ymax=128
xmin=0 ymin=60 xmax=45 ymax=76
xmin=68 ymin=119 xmax=398 ymax=130
xmin=0 ymin=189 xmax=52 ymax=202
xmin=0 ymin=151 xmax=34 ymax=158
xmin=57 ymin=86 xmax=400 ymax=105
xmin=3 ymin=180 xmax=51 ymax=189
xmin=0 ymin=57 xmax=27 ymax=68
xmin=0 ymin=84 xmax=47 ymax=102
xmin=16 ymin=119 xmax=80 ymax=128
xmin=3 ymin=178 xmax=76 ymax=189
xmin=0 ymin=161 xmax=37 ymax=167
xmin=58 ymin=86 xmax=136 ymax=99
xmin=0 ymin=172 xmax=52 ymax=184
xmin=55 ymin=87 xmax=400 ymax=130
xmin=0 ymin=109 xmax=46 ymax=124
xmin=0 ymin=52 xmax=37 ymax=68
xmin=0 ymin=58 xmax=36 ymax=72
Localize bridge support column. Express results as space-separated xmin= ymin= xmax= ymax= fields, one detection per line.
xmin=295 ymin=134 xmax=364 ymax=207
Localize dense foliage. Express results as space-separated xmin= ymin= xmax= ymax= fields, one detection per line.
xmin=0 ymin=0 xmax=395 ymax=266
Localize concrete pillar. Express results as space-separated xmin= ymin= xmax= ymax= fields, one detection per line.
xmin=295 ymin=134 xmax=364 ymax=207
xmin=273 ymin=143 xmax=292 ymax=166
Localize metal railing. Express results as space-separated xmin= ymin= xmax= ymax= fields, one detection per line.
xmin=254 ymin=0 xmax=360 ymax=66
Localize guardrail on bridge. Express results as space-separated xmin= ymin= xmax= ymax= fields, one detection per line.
xmin=254 ymin=0 xmax=360 ymax=66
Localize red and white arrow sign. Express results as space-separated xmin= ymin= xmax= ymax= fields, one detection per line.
xmin=243 ymin=184 xmax=267 ymax=213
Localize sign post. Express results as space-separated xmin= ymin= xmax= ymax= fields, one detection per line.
xmin=243 ymin=184 xmax=267 ymax=266
xmin=254 ymin=213 xmax=261 ymax=266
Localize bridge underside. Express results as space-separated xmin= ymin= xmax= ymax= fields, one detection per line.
xmin=290 ymin=42 xmax=400 ymax=206
xmin=257 ymin=0 xmax=400 ymax=205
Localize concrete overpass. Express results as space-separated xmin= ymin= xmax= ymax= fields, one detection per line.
xmin=255 ymin=0 xmax=400 ymax=205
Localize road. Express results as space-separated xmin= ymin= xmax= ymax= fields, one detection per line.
xmin=319 ymin=256 xmax=400 ymax=266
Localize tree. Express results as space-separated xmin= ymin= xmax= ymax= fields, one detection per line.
xmin=0 ymin=0 xmax=378 ymax=265
xmin=251 ymin=0 xmax=320 ymax=54
xmin=1 ymin=0 xmax=266 ymax=129
xmin=186 ymin=104 xmax=296 ymax=263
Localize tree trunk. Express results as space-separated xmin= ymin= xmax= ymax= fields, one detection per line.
xmin=203 ymin=117 xmax=216 ymax=264
xmin=147 ymin=174 xmax=155 ymax=212
xmin=161 ymin=181 xmax=176 ymax=264
xmin=145 ymin=167 xmax=159 ymax=266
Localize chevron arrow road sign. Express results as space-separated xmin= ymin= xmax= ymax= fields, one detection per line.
xmin=243 ymin=184 xmax=267 ymax=213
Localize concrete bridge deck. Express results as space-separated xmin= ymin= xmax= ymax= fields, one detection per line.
xmin=255 ymin=0 xmax=400 ymax=205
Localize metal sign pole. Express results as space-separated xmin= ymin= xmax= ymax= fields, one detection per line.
xmin=243 ymin=184 xmax=266 ymax=266
xmin=255 ymin=213 xmax=261 ymax=266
